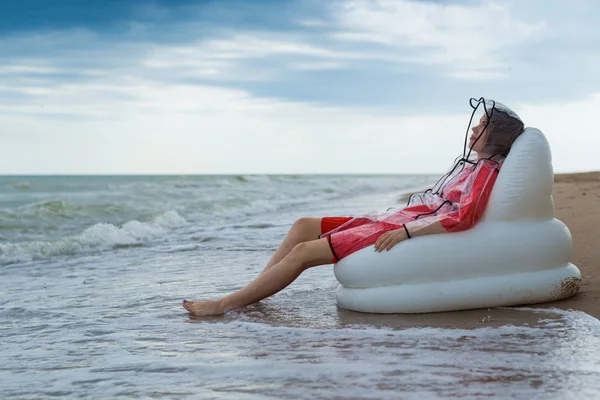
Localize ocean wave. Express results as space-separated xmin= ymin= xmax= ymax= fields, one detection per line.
xmin=153 ymin=210 xmax=187 ymax=228
xmin=11 ymin=181 xmax=32 ymax=190
xmin=0 ymin=211 xmax=188 ymax=265
xmin=5 ymin=199 xmax=126 ymax=220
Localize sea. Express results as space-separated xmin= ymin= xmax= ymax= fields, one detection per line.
xmin=1 ymin=174 xmax=599 ymax=399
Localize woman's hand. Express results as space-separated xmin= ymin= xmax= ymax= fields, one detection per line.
xmin=374 ymin=228 xmax=408 ymax=252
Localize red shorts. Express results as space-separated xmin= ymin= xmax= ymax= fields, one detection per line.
xmin=320 ymin=216 xmax=353 ymax=264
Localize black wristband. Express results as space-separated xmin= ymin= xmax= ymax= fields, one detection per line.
xmin=403 ymin=224 xmax=411 ymax=239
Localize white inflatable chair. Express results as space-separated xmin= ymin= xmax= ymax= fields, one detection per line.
xmin=334 ymin=128 xmax=581 ymax=313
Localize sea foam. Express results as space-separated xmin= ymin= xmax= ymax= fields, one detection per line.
xmin=0 ymin=210 xmax=188 ymax=265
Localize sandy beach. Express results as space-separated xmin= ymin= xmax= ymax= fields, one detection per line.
xmin=531 ymin=171 xmax=600 ymax=317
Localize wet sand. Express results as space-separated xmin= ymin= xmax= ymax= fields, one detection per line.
xmin=535 ymin=171 xmax=600 ymax=317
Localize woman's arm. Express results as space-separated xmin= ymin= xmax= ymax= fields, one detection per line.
xmin=375 ymin=161 xmax=500 ymax=251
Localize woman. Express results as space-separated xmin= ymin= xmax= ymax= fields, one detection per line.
xmin=183 ymin=98 xmax=525 ymax=316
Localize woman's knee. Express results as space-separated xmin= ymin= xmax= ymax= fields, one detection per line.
xmin=289 ymin=240 xmax=330 ymax=269
xmin=289 ymin=241 xmax=308 ymax=257
xmin=288 ymin=242 xmax=314 ymax=268
xmin=290 ymin=217 xmax=320 ymax=240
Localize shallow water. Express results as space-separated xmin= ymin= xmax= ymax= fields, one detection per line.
xmin=1 ymin=175 xmax=599 ymax=399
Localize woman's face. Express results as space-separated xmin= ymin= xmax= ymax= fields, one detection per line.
xmin=469 ymin=114 xmax=489 ymax=153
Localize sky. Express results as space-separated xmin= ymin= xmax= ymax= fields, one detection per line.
xmin=0 ymin=0 xmax=599 ymax=174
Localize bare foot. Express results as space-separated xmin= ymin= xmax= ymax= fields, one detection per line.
xmin=182 ymin=299 xmax=225 ymax=316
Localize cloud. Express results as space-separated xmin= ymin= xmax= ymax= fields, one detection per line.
xmin=327 ymin=0 xmax=546 ymax=78
xmin=137 ymin=0 xmax=548 ymax=82
xmin=0 ymin=0 xmax=599 ymax=174
xmin=1 ymin=67 xmax=598 ymax=174
xmin=289 ymin=61 xmax=345 ymax=71
xmin=0 ymin=73 xmax=463 ymax=174
xmin=0 ymin=65 xmax=60 ymax=74
xmin=141 ymin=33 xmax=346 ymax=81
xmin=520 ymin=93 xmax=600 ymax=173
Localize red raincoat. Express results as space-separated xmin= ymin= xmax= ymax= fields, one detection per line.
xmin=320 ymin=159 xmax=501 ymax=262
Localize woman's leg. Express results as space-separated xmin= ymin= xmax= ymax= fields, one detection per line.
xmin=260 ymin=217 xmax=322 ymax=275
xmin=183 ymin=238 xmax=333 ymax=316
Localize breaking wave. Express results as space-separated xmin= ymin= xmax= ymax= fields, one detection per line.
xmin=0 ymin=211 xmax=187 ymax=265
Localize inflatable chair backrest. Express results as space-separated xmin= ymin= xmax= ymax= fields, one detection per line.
xmin=483 ymin=128 xmax=555 ymax=222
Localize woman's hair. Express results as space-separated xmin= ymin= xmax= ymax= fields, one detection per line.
xmin=482 ymin=109 xmax=525 ymax=157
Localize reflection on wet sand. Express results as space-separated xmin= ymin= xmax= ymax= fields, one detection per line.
xmin=190 ymin=289 xmax=569 ymax=331
xmin=188 ymin=298 xmax=600 ymax=398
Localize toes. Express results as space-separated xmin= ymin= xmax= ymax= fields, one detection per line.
xmin=187 ymin=305 xmax=202 ymax=316
xmin=182 ymin=300 xmax=223 ymax=316
xmin=183 ymin=300 xmax=203 ymax=315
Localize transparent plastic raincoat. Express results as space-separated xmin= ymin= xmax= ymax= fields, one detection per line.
xmin=320 ymin=98 xmax=525 ymax=262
